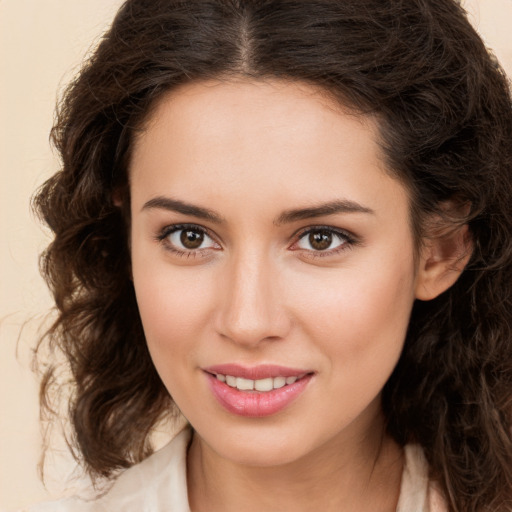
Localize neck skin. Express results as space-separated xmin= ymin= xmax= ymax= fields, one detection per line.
xmin=186 ymin=403 xmax=404 ymax=512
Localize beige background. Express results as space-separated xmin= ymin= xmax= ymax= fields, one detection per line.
xmin=1 ymin=0 xmax=511 ymax=509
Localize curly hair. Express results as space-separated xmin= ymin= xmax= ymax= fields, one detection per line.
xmin=34 ymin=1 xmax=512 ymax=510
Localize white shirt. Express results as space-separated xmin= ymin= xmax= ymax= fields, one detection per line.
xmin=24 ymin=428 xmax=447 ymax=512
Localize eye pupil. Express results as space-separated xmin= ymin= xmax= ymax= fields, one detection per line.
xmin=309 ymin=230 xmax=332 ymax=250
xmin=180 ymin=229 xmax=204 ymax=249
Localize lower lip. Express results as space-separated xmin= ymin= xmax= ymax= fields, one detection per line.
xmin=206 ymin=373 xmax=313 ymax=417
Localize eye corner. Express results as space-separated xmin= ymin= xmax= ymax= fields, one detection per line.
xmin=289 ymin=225 xmax=359 ymax=259
xmin=155 ymin=222 xmax=222 ymax=258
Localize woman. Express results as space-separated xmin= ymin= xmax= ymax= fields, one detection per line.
xmin=28 ymin=0 xmax=512 ymax=511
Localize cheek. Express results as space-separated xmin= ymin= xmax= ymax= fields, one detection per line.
xmin=131 ymin=253 xmax=215 ymax=370
xmin=132 ymin=266 xmax=217 ymax=412
xmin=290 ymin=254 xmax=416 ymax=368
xmin=290 ymin=259 xmax=416 ymax=426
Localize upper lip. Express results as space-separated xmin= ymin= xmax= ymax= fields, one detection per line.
xmin=203 ymin=364 xmax=312 ymax=380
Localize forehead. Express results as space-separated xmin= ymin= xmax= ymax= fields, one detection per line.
xmin=129 ymin=78 xmax=409 ymax=225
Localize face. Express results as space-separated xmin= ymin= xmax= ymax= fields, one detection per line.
xmin=129 ymin=79 xmax=421 ymax=467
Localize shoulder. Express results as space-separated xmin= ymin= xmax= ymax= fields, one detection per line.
xmin=22 ymin=428 xmax=192 ymax=512
xmin=427 ymin=482 xmax=448 ymax=512
xmin=397 ymin=444 xmax=448 ymax=512
xmin=17 ymin=496 xmax=94 ymax=512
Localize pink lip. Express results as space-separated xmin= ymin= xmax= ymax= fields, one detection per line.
xmin=204 ymin=363 xmax=309 ymax=380
xmin=204 ymin=364 xmax=313 ymax=418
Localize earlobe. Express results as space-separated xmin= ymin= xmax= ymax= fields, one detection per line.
xmin=415 ymin=223 xmax=472 ymax=301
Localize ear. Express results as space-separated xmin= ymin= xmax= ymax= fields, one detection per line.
xmin=415 ymin=220 xmax=472 ymax=301
xmin=111 ymin=186 xmax=133 ymax=280
xmin=112 ymin=187 xmax=124 ymax=208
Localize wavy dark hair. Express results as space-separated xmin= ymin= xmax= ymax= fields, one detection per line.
xmin=34 ymin=0 xmax=512 ymax=510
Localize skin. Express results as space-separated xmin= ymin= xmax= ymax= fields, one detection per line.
xmin=128 ymin=78 xmax=467 ymax=512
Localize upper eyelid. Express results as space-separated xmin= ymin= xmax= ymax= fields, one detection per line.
xmin=157 ymin=223 xmax=357 ymax=249
xmin=159 ymin=223 xmax=214 ymax=238
xmin=293 ymin=224 xmax=356 ymax=241
xmin=290 ymin=226 xmax=359 ymax=256
xmin=157 ymin=224 xmax=221 ymax=256
xmin=159 ymin=223 xmax=354 ymax=236
xmin=291 ymin=226 xmax=358 ymax=260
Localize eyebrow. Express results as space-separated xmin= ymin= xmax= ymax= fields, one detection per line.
xmin=142 ymin=196 xmax=374 ymax=225
xmin=142 ymin=196 xmax=224 ymax=224
xmin=275 ymin=200 xmax=374 ymax=225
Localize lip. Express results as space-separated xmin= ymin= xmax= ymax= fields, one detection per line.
xmin=204 ymin=364 xmax=314 ymax=418
xmin=203 ymin=363 xmax=309 ymax=380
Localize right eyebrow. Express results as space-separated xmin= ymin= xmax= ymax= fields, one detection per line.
xmin=141 ymin=196 xmax=224 ymax=224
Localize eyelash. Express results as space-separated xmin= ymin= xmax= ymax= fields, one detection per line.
xmin=155 ymin=223 xmax=358 ymax=259
xmin=291 ymin=225 xmax=357 ymax=259
xmin=155 ymin=223 xmax=219 ymax=259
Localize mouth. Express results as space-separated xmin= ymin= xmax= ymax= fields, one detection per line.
xmin=203 ymin=364 xmax=314 ymax=417
xmin=211 ymin=372 xmax=309 ymax=392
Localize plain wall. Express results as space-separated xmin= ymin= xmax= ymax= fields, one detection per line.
xmin=1 ymin=0 xmax=511 ymax=509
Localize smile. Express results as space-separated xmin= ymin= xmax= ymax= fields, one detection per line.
xmin=215 ymin=374 xmax=306 ymax=392
xmin=204 ymin=364 xmax=314 ymax=417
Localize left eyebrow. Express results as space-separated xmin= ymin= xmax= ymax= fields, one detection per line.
xmin=274 ymin=200 xmax=374 ymax=225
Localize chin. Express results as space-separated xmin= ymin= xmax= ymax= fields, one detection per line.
xmin=194 ymin=420 xmax=323 ymax=468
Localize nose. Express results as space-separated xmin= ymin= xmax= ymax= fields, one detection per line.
xmin=215 ymin=249 xmax=291 ymax=347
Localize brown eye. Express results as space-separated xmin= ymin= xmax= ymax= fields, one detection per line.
xmin=295 ymin=227 xmax=350 ymax=253
xmin=165 ymin=225 xmax=218 ymax=252
xmin=180 ymin=229 xmax=204 ymax=249
xmin=309 ymin=230 xmax=333 ymax=251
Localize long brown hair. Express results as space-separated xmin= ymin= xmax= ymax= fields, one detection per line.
xmin=34 ymin=1 xmax=512 ymax=510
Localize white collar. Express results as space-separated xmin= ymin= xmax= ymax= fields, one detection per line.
xmin=31 ymin=428 xmax=442 ymax=511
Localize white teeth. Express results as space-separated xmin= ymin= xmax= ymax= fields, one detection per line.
xmin=273 ymin=376 xmax=286 ymax=389
xmin=254 ymin=377 xmax=273 ymax=392
xmin=236 ymin=377 xmax=254 ymax=390
xmin=216 ymin=374 xmax=303 ymax=391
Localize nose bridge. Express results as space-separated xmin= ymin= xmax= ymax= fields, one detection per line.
xmin=217 ymin=245 xmax=288 ymax=346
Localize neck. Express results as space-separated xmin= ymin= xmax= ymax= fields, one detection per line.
xmin=187 ymin=412 xmax=404 ymax=512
